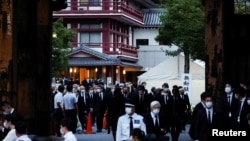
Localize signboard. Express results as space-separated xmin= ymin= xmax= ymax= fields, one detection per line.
xmin=182 ymin=73 xmax=192 ymax=97
xmin=107 ymin=77 xmax=112 ymax=85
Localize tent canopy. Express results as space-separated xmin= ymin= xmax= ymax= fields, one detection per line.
xmin=137 ymin=55 xmax=205 ymax=106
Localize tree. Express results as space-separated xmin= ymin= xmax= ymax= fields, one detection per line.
xmin=155 ymin=0 xmax=205 ymax=73
xmin=52 ymin=18 xmax=76 ymax=77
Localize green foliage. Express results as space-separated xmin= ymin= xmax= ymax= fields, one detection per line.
xmin=51 ymin=18 xmax=76 ymax=77
xmin=155 ymin=0 xmax=205 ymax=62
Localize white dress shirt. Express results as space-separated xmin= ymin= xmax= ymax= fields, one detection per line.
xmin=62 ymin=92 xmax=77 ymax=110
xmin=54 ymin=92 xmax=63 ymax=109
xmin=63 ymin=131 xmax=77 ymax=141
xmin=3 ymin=128 xmax=17 ymax=141
xmin=150 ymin=112 xmax=159 ymax=126
xmin=116 ymin=113 xmax=146 ymax=141
xmin=15 ymin=135 xmax=31 ymax=141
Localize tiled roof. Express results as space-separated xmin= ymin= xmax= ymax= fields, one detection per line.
xmin=71 ymin=44 xmax=119 ymax=62
xmin=142 ymin=8 xmax=165 ymax=27
xmin=69 ymin=58 xmax=118 ymax=66
xmin=68 ymin=44 xmax=142 ymax=68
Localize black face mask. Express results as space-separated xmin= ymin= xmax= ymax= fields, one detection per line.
xmin=123 ymin=91 xmax=128 ymax=94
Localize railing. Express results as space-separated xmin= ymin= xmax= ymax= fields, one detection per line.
xmin=53 ymin=1 xmax=143 ymax=22
xmin=72 ymin=42 xmax=139 ymax=58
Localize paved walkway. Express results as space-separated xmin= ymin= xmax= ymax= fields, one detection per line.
xmin=74 ymin=124 xmax=193 ymax=141
xmin=37 ymin=125 xmax=192 ymax=141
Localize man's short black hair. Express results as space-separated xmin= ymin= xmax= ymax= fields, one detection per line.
xmin=15 ymin=120 xmax=27 ymax=135
xmin=60 ymin=118 xmax=74 ymax=131
xmin=66 ymin=84 xmax=73 ymax=92
xmin=200 ymin=91 xmax=207 ymax=100
xmin=58 ymin=84 xmax=65 ymax=93
xmin=5 ymin=114 xmax=19 ymax=126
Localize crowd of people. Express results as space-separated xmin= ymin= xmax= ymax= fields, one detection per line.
xmin=51 ymin=78 xmax=192 ymax=141
xmin=50 ymin=78 xmax=250 ymax=141
xmin=0 ymin=77 xmax=249 ymax=141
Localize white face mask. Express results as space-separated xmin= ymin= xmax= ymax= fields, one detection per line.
xmin=60 ymin=128 xmax=64 ymax=135
xmin=3 ymin=121 xmax=8 ymax=129
xmin=152 ymin=109 xmax=160 ymax=115
xmin=205 ymin=101 xmax=213 ymax=108
xmin=161 ymin=93 xmax=166 ymax=95
xmin=163 ymin=88 xmax=169 ymax=91
xmin=247 ymin=100 xmax=250 ymax=105
xmin=225 ymin=87 xmax=231 ymax=93
xmin=2 ymin=111 xmax=8 ymax=115
xmin=125 ymin=107 xmax=132 ymax=114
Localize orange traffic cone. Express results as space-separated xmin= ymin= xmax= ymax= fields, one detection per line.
xmin=103 ymin=111 xmax=107 ymax=129
xmin=86 ymin=113 xmax=94 ymax=134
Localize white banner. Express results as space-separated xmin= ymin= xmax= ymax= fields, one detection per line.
xmin=182 ymin=73 xmax=192 ymax=97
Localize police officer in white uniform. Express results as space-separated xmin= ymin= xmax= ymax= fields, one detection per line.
xmin=116 ymin=99 xmax=146 ymax=141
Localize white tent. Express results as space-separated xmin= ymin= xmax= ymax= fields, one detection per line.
xmin=137 ymin=55 xmax=205 ymax=106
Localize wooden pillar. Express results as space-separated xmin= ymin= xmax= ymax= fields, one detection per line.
xmin=205 ymin=0 xmax=250 ymax=113
xmin=204 ymin=0 xmax=225 ymax=112
xmin=12 ymin=0 xmax=51 ymax=136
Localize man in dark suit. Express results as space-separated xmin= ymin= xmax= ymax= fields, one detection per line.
xmin=133 ymin=85 xmax=152 ymax=116
xmin=233 ymin=87 xmax=250 ymax=134
xmin=193 ymin=93 xmax=224 ymax=141
xmin=94 ymin=86 xmax=108 ymax=132
xmin=77 ymin=85 xmax=90 ymax=131
xmin=143 ymin=100 xmax=169 ymax=140
xmin=168 ymin=85 xmax=186 ymax=141
xmin=222 ymin=83 xmax=239 ymax=130
xmin=178 ymin=86 xmax=191 ymax=131
xmin=87 ymin=86 xmax=95 ymax=125
xmin=158 ymin=88 xmax=172 ymax=127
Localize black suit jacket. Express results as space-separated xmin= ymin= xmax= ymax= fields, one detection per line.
xmin=133 ymin=93 xmax=151 ymax=115
xmin=235 ymin=98 xmax=250 ymax=131
xmin=220 ymin=93 xmax=239 ymax=129
xmin=77 ymin=92 xmax=90 ymax=114
xmin=93 ymin=92 xmax=108 ymax=113
xmin=189 ymin=102 xmax=205 ymax=139
xmin=143 ymin=112 xmax=168 ymax=138
xmin=194 ymin=107 xmax=223 ymax=141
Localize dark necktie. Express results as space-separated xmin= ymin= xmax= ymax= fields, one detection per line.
xmin=208 ymin=110 xmax=211 ymax=124
xmin=129 ymin=117 xmax=133 ymax=135
xmin=155 ymin=115 xmax=159 ymax=128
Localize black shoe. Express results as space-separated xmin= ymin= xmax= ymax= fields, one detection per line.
xmin=96 ymin=129 xmax=102 ymax=132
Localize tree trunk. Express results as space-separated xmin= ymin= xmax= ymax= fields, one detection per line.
xmin=184 ymin=54 xmax=190 ymax=73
